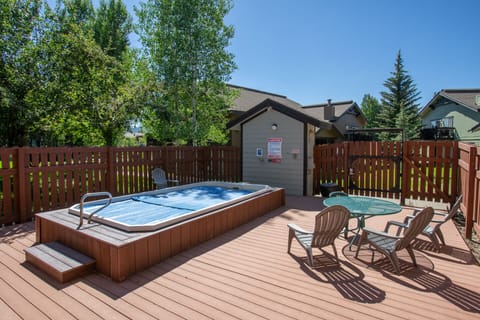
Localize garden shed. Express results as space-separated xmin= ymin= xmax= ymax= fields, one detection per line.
xmin=228 ymin=99 xmax=331 ymax=195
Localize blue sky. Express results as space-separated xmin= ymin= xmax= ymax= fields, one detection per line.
xmin=54 ymin=0 xmax=480 ymax=107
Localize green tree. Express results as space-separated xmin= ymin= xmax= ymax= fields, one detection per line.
xmin=360 ymin=94 xmax=381 ymax=128
xmin=0 ymin=0 xmax=41 ymax=146
xmin=136 ymin=0 xmax=237 ymax=146
xmin=28 ymin=0 xmax=138 ymax=146
xmin=378 ymin=50 xmax=422 ymax=140
xmin=93 ymin=0 xmax=132 ymax=59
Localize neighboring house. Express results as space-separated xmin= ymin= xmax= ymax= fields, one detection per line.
xmin=228 ymin=85 xmax=365 ymax=146
xmin=302 ymin=100 xmax=367 ymax=144
xmin=419 ymin=89 xmax=480 ymax=144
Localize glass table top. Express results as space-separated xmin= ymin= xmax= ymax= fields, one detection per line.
xmin=323 ymin=195 xmax=402 ymax=216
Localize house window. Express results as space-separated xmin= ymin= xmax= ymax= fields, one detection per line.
xmin=431 ymin=117 xmax=453 ymax=128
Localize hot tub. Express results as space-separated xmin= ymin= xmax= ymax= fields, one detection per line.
xmin=35 ymin=182 xmax=285 ymax=281
xmin=68 ymin=181 xmax=273 ymax=232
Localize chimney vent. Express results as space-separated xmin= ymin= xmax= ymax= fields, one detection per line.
xmin=324 ymin=99 xmax=335 ymax=121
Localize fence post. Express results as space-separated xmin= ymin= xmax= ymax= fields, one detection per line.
xmin=107 ymin=147 xmax=115 ymax=195
xmin=400 ymin=141 xmax=409 ymax=206
xmin=464 ymin=144 xmax=476 ymax=239
xmin=343 ymin=142 xmax=349 ymax=192
xmin=17 ymin=147 xmax=28 ymax=222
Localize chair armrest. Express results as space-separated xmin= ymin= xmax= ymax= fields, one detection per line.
xmin=362 ymin=226 xmax=403 ymax=240
xmin=168 ymin=179 xmax=180 ymax=185
xmin=384 ymin=220 xmax=408 ymax=235
xmin=433 ymin=212 xmax=448 ymax=218
xmin=287 ymin=223 xmax=311 ymax=235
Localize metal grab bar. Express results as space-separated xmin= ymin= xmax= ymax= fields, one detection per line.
xmin=78 ymin=191 xmax=113 ymax=229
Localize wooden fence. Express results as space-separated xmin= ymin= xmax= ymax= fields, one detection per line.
xmin=0 ymin=146 xmax=240 ymax=225
xmin=458 ymin=142 xmax=480 ymax=238
xmin=1 ymin=141 xmax=478 ymax=238
xmin=314 ymin=140 xmax=479 ymax=238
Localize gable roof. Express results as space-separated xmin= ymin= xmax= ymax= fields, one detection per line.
xmin=228 ymin=84 xmax=304 ymax=113
xmin=301 ymin=100 xmax=366 ymax=123
xmin=227 ymin=98 xmax=330 ymax=130
xmin=419 ymin=88 xmax=480 ymax=116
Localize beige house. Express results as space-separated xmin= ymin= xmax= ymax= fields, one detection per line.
xmin=302 ymin=100 xmax=367 ymax=144
xmin=228 ymin=85 xmax=366 ymax=146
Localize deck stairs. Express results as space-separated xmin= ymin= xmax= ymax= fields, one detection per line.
xmin=24 ymin=241 xmax=95 ymax=283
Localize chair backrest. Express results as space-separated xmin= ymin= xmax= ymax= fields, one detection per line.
xmin=152 ymin=168 xmax=167 ymax=184
xmin=396 ymin=207 xmax=434 ymax=251
xmin=312 ymin=205 xmax=350 ymax=248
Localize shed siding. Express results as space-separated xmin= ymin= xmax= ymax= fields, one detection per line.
xmin=242 ymin=109 xmax=305 ymax=195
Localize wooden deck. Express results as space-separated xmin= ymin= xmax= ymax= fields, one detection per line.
xmin=1 ymin=196 xmax=479 ymax=319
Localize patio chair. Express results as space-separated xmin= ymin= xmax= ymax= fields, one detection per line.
xmin=387 ymin=195 xmax=463 ymax=251
xmin=328 ymin=191 xmax=360 ymax=240
xmin=355 ymin=206 xmax=434 ymax=274
xmin=152 ymin=168 xmax=179 ymax=189
xmin=287 ymin=205 xmax=350 ymax=267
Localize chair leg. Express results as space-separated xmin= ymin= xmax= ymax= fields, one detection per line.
xmin=406 ymin=246 xmax=417 ymax=267
xmin=287 ymin=229 xmax=294 ymax=253
xmin=429 ymin=234 xmax=441 ymax=252
xmin=435 ymin=229 xmax=446 ymax=246
xmin=389 ymin=251 xmax=402 ymax=274
xmin=355 ymin=231 xmax=367 ymax=258
xmin=331 ymin=244 xmax=339 ymax=264
xmin=306 ymin=247 xmax=314 ymax=267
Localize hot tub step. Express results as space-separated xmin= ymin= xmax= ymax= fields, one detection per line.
xmin=24 ymin=242 xmax=95 ymax=283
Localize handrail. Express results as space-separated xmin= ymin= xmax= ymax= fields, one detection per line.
xmin=78 ymin=191 xmax=113 ymax=229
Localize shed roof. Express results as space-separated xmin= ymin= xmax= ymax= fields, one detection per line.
xmin=228 ymin=84 xmax=304 ymax=113
xmin=419 ymin=88 xmax=480 ymax=116
xmin=227 ymin=98 xmax=331 ymax=130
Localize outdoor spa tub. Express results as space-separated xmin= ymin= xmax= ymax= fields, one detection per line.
xmin=68 ymin=181 xmax=274 ymax=232
xmin=34 ymin=181 xmax=285 ymax=281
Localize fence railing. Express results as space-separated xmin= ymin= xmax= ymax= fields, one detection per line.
xmin=0 ymin=146 xmax=240 ymax=225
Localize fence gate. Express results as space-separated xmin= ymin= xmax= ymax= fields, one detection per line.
xmin=347 ymin=141 xmax=403 ymax=199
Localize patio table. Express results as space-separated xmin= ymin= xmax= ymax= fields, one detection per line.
xmin=323 ymin=195 xmax=402 ymax=248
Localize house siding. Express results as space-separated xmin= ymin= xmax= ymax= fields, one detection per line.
xmin=242 ymin=109 xmax=305 ymax=195
xmin=334 ymin=113 xmax=362 ymax=134
xmin=422 ymin=103 xmax=480 ymax=144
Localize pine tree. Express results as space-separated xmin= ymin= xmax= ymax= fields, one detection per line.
xmin=378 ymin=50 xmax=422 ymax=140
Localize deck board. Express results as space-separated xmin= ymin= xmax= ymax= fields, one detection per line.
xmin=1 ymin=195 xmax=480 ymax=319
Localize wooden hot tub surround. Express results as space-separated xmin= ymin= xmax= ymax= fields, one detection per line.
xmin=34 ymin=188 xmax=285 ymax=281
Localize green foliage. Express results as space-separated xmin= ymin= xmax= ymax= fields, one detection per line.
xmin=0 ymin=0 xmax=41 ymax=146
xmin=136 ymin=0 xmax=236 ymax=146
xmin=93 ymin=0 xmax=132 ymax=59
xmin=26 ymin=0 xmax=140 ymax=146
xmin=378 ymin=50 xmax=422 ymax=140
xmin=360 ymin=94 xmax=382 ymax=128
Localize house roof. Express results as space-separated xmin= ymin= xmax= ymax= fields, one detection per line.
xmin=419 ymin=88 xmax=480 ymax=116
xmin=301 ymin=100 xmax=366 ymax=123
xmin=227 ymin=98 xmax=331 ymax=130
xmin=228 ymin=84 xmax=304 ymax=113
